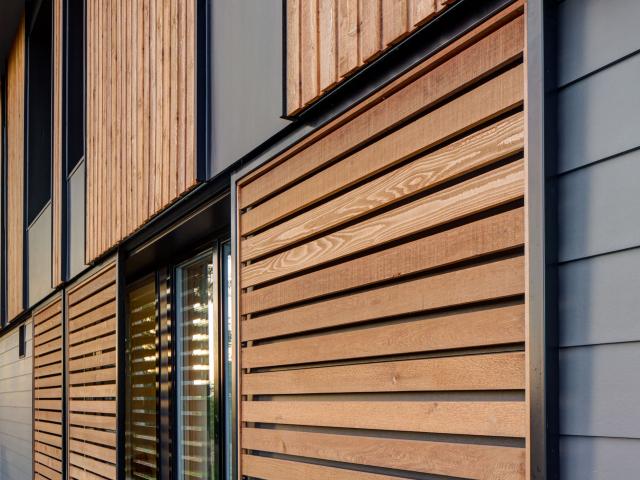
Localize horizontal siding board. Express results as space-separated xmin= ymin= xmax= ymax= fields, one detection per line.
xmin=557 ymin=0 xmax=640 ymax=86
xmin=559 ymin=436 xmax=640 ymax=480
xmin=557 ymin=53 xmax=640 ymax=173
xmin=559 ymin=248 xmax=640 ymax=347
xmin=558 ymin=149 xmax=640 ymax=262
xmin=559 ymin=343 xmax=640 ymax=438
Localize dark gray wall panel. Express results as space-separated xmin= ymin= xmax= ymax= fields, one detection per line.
xmin=210 ymin=0 xmax=290 ymax=176
xmin=560 ymin=436 xmax=640 ymax=480
xmin=559 ymin=343 xmax=640 ymax=438
xmin=557 ymin=0 xmax=640 ymax=86
xmin=68 ymin=160 xmax=87 ymax=278
xmin=557 ymin=53 xmax=640 ymax=173
xmin=27 ymin=204 xmax=52 ymax=307
xmin=559 ymin=249 xmax=640 ymax=347
xmin=558 ymin=149 xmax=640 ymax=262
xmin=0 ymin=320 xmax=32 ymax=480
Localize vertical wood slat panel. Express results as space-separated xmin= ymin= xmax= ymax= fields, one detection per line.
xmin=239 ymin=9 xmax=526 ymax=480
xmin=85 ymin=0 xmax=198 ymax=264
xmin=7 ymin=16 xmax=25 ymax=321
xmin=289 ymin=0 xmax=462 ymax=113
xmin=33 ymin=298 xmax=64 ymax=480
xmin=52 ymin=0 xmax=63 ymax=287
xmin=66 ymin=260 xmax=118 ymax=480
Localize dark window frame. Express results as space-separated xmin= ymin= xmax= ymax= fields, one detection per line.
xmin=123 ymin=235 xmax=230 ymax=480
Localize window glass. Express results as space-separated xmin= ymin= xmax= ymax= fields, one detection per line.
xmin=125 ymin=276 xmax=159 ymax=480
xmin=176 ymin=249 xmax=220 ymax=480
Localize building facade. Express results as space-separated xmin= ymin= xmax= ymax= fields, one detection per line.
xmin=0 ymin=0 xmax=637 ymax=479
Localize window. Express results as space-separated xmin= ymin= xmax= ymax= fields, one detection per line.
xmin=125 ymin=241 xmax=230 ymax=480
xmin=26 ymin=0 xmax=53 ymax=225
xmin=65 ymin=0 xmax=85 ymax=175
xmin=18 ymin=324 xmax=26 ymax=358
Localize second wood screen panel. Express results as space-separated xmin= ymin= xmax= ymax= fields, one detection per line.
xmin=239 ymin=3 xmax=527 ymax=479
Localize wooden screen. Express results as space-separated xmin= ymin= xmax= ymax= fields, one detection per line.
xmin=286 ymin=0 xmax=458 ymax=114
xmin=66 ymin=260 xmax=118 ymax=480
xmin=238 ymin=3 xmax=527 ymax=479
xmin=33 ymin=298 xmax=64 ymax=480
xmin=86 ymin=0 xmax=197 ymax=263
xmin=7 ymin=16 xmax=25 ymax=321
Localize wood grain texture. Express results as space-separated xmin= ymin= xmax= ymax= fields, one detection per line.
xmin=243 ymin=17 xmax=524 ymax=209
xmin=243 ymin=455 xmax=406 ymax=480
xmin=242 ymin=112 xmax=524 ymax=260
xmin=86 ymin=0 xmax=198 ymax=263
xmin=244 ymin=256 xmax=524 ymax=340
xmin=242 ymin=428 xmax=525 ymax=479
xmin=288 ymin=0 xmax=461 ymax=113
xmin=319 ymin=0 xmax=338 ymax=91
xmin=243 ymin=400 xmax=526 ymax=437
xmin=243 ymin=207 xmax=524 ymax=314
xmin=239 ymin=9 xmax=526 ymax=479
xmin=383 ymin=0 xmax=409 ymax=46
xmin=243 ymin=305 xmax=524 ymax=366
xmin=33 ymin=297 xmax=64 ymax=480
xmin=242 ymin=159 xmax=524 ymax=287
xmin=66 ymin=259 xmax=118 ymax=480
xmin=243 ymin=352 xmax=525 ymax=393
xmin=7 ymin=16 xmax=25 ymax=321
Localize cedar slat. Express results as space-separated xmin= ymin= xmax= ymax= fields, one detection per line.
xmin=242 ymin=16 xmax=524 ymax=208
xmin=242 ymin=428 xmax=525 ymax=479
xmin=242 ymin=400 xmax=526 ymax=437
xmin=242 ymin=63 xmax=523 ymax=234
xmin=243 ymin=455 xmax=405 ymax=480
xmin=242 ymin=352 xmax=525 ymax=393
xmin=244 ymin=302 xmax=523 ymax=367
xmin=243 ymin=256 xmax=524 ymax=341
xmin=337 ymin=0 xmax=358 ymax=78
xmin=287 ymin=0 xmax=301 ymax=112
xmin=300 ymin=0 xmax=318 ymax=105
xmin=319 ymin=0 xmax=337 ymax=91
xmin=409 ymin=0 xmax=436 ymax=26
xmin=242 ymin=159 xmax=524 ymax=288
xmin=242 ymin=112 xmax=524 ymax=261
xmin=358 ymin=0 xmax=382 ymax=63
xmin=382 ymin=0 xmax=409 ymax=46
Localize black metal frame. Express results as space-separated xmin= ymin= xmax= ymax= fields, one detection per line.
xmin=526 ymin=0 xmax=558 ymax=479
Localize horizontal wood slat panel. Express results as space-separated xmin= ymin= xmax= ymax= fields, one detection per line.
xmin=86 ymin=0 xmax=197 ymax=263
xmin=242 ymin=159 xmax=524 ymax=288
xmin=242 ymin=111 xmax=525 ymax=260
xmin=33 ymin=298 xmax=64 ymax=480
xmin=243 ymin=303 xmax=524 ymax=367
xmin=286 ymin=0 xmax=464 ymax=113
xmin=242 ymin=428 xmax=525 ymax=479
xmin=66 ymin=260 xmax=118 ymax=480
xmin=243 ymin=255 xmax=524 ymax=341
xmin=238 ymin=10 xmax=526 ymax=480
xmin=243 ymin=400 xmax=526 ymax=437
xmin=243 ymin=352 xmax=525 ymax=394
